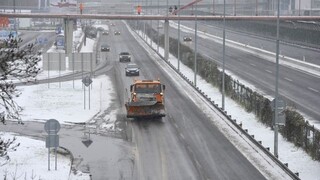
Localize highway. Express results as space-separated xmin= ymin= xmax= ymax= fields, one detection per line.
xmin=0 ymin=21 xmax=293 ymax=179
xmin=101 ymin=21 xmax=269 ymax=179
xmin=152 ymin=19 xmax=320 ymax=125
xmin=1 ymin=1 xmax=318 ymax=179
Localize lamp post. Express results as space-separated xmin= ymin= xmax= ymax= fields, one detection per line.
xmin=222 ymin=0 xmax=226 ymax=110
xmin=157 ymin=0 xmax=160 ymax=52
xmin=178 ymin=0 xmax=181 ymax=71
xmin=194 ymin=3 xmax=198 ymax=86
xmin=212 ymin=0 xmax=215 ymax=14
xmin=274 ymin=0 xmax=281 ymax=158
xmin=13 ymin=0 xmax=17 ymax=32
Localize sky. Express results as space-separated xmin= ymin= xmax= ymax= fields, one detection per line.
xmin=1 ymin=21 xmax=320 ymax=180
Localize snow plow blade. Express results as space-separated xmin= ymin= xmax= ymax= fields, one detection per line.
xmin=125 ymin=101 xmax=166 ymax=118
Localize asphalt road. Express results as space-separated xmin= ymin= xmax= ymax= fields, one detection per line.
xmin=153 ymin=20 xmax=320 ymax=125
xmin=1 ymin=22 xmax=291 ymax=179
xmin=106 ymin=20 xmax=268 ymax=180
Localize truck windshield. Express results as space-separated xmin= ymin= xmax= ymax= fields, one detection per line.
xmin=135 ymin=84 xmax=161 ymax=93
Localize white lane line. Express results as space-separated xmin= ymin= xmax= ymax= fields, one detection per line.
xmin=284 ymin=77 xmax=293 ymax=82
xmin=265 ymin=69 xmax=272 ymax=74
xmin=307 ymin=87 xmax=319 ymax=93
xmin=180 ymin=133 xmax=185 ymax=140
xmin=250 ymin=63 xmax=256 ymax=67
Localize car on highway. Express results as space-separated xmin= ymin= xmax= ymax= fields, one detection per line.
xmin=101 ymin=43 xmax=110 ymax=52
xmin=183 ymin=36 xmax=192 ymax=42
xmin=102 ymin=30 xmax=109 ymax=35
xmin=125 ymin=63 xmax=140 ymax=76
xmin=114 ymin=31 xmax=121 ymax=35
xmin=119 ymin=52 xmax=131 ymax=62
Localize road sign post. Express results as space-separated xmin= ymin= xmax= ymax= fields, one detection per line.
xmin=44 ymin=119 xmax=61 ymax=171
xmin=82 ymin=76 xmax=93 ymax=110
xmin=271 ymin=97 xmax=286 ymax=158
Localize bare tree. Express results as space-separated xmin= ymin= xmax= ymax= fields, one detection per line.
xmin=0 ymin=33 xmax=41 ymax=166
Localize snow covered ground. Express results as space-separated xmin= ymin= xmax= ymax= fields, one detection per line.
xmin=1 ymin=22 xmax=320 ymax=180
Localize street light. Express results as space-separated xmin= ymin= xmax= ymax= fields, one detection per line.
xmin=194 ymin=3 xmax=198 ymax=86
xmin=274 ymin=0 xmax=281 ymax=158
xmin=13 ymin=0 xmax=17 ymax=33
xmin=222 ymin=0 xmax=226 ymax=110
xmin=177 ymin=0 xmax=181 ymax=71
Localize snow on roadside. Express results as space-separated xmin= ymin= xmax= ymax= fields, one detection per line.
xmin=0 ymin=132 xmax=72 ymax=180
xmin=15 ymin=75 xmax=114 ymax=125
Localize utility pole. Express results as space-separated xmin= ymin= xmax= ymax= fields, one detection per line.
xmin=274 ymin=0 xmax=281 ymax=158
xmin=178 ymin=0 xmax=181 ymax=71
xmin=222 ymin=0 xmax=226 ymax=110
xmin=13 ymin=0 xmax=16 ymax=32
xmin=194 ymin=3 xmax=198 ymax=86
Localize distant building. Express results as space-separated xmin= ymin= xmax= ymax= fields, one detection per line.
xmin=0 ymin=0 xmax=50 ymax=10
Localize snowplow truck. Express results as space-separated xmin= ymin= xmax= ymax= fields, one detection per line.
xmin=125 ymin=79 xmax=166 ymax=119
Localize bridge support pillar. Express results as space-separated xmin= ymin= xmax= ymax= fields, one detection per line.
xmin=63 ymin=18 xmax=74 ymax=70
xmin=164 ymin=20 xmax=169 ymax=61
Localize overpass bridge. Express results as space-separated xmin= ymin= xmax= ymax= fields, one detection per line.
xmin=1 ymin=12 xmax=319 ymax=61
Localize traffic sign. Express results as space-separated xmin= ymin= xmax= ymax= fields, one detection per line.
xmin=278 ymin=113 xmax=286 ymax=125
xmin=271 ymin=97 xmax=286 ymax=112
xmin=82 ymin=76 xmax=93 ymax=87
xmin=46 ymin=134 xmax=59 ymax=148
xmin=44 ymin=119 xmax=61 ymax=134
xmin=82 ymin=139 xmax=93 ymax=148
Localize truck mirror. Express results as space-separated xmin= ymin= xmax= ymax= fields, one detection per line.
xmin=130 ymin=85 xmax=133 ymax=92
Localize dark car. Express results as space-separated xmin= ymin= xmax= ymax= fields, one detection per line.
xmin=183 ymin=36 xmax=192 ymax=42
xmin=114 ymin=31 xmax=121 ymax=35
xmin=125 ymin=63 xmax=140 ymax=76
xmin=119 ymin=52 xmax=131 ymax=62
xmin=101 ymin=44 xmax=110 ymax=52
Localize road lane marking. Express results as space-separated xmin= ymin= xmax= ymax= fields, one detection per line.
xmin=307 ymin=87 xmax=319 ymax=93
xmin=265 ymin=69 xmax=272 ymax=74
xmin=284 ymin=77 xmax=293 ymax=82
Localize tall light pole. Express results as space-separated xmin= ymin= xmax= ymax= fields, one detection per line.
xmin=222 ymin=0 xmax=226 ymax=110
xmin=299 ymin=0 xmax=301 ymax=16
xmin=150 ymin=0 xmax=153 ymax=46
xmin=212 ymin=0 xmax=215 ymax=14
xmin=13 ymin=0 xmax=17 ymax=32
xmin=194 ymin=3 xmax=198 ymax=86
xmin=274 ymin=0 xmax=281 ymax=158
xmin=157 ymin=0 xmax=160 ymax=52
xmin=178 ymin=0 xmax=181 ymax=71
xmin=234 ymin=0 xmax=236 ymax=16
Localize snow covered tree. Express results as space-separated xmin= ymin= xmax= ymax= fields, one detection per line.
xmin=0 ymin=33 xmax=41 ymax=166
xmin=0 ymin=33 xmax=41 ymax=123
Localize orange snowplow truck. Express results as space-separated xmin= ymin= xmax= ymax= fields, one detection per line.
xmin=125 ymin=79 xmax=166 ymax=119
